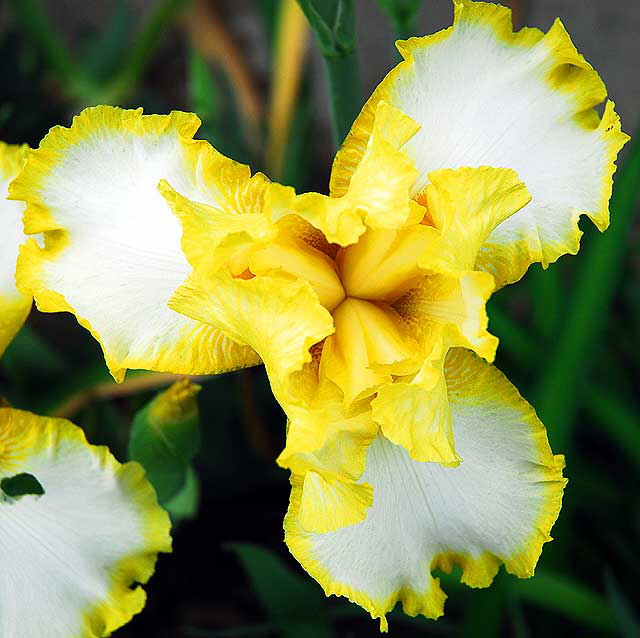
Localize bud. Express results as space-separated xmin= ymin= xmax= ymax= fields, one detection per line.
xmin=128 ymin=379 xmax=201 ymax=504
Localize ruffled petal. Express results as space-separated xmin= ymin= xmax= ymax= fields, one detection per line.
xmin=170 ymin=268 xmax=334 ymax=410
xmin=268 ymin=101 xmax=424 ymax=246
xmin=0 ymin=142 xmax=31 ymax=356
xmin=285 ymin=349 xmax=566 ymax=630
xmin=332 ymin=0 xmax=628 ymax=285
xmin=0 ymin=407 xmax=171 ymax=637
xmin=159 ymin=177 xmax=275 ymax=277
xmin=277 ymin=369 xmax=377 ymax=482
xmin=295 ymin=471 xmax=373 ymax=534
xmin=397 ymin=269 xmax=498 ymax=362
xmin=423 ymin=166 xmax=531 ymax=272
xmin=372 ymin=264 xmax=497 ymax=466
xmin=10 ymin=106 xmax=260 ymax=381
xmin=372 ymin=357 xmax=458 ymax=465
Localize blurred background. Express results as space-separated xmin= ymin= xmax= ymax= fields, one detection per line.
xmin=1 ymin=0 xmax=639 ymax=636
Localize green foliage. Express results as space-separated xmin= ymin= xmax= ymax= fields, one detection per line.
xmin=605 ymin=570 xmax=640 ymax=637
xmin=513 ymin=570 xmax=616 ymax=632
xmin=163 ymin=465 xmax=201 ymax=522
xmin=7 ymin=0 xmax=77 ymax=87
xmin=295 ymin=0 xmax=356 ymax=56
xmin=6 ymin=0 xmax=188 ymax=106
xmin=80 ymin=0 xmax=133 ymax=83
xmin=296 ymin=0 xmax=361 ymax=146
xmin=189 ymin=48 xmax=219 ymax=125
xmin=227 ymin=543 xmax=333 ymax=638
xmin=374 ymin=0 xmax=424 ymax=38
xmin=128 ymin=380 xmax=201 ymax=504
xmin=1 ymin=472 xmax=45 ymax=499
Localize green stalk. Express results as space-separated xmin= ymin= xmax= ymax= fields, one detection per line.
xmin=533 ymin=131 xmax=640 ymax=451
xmin=324 ymin=50 xmax=362 ymax=147
xmin=296 ymin=0 xmax=362 ymax=149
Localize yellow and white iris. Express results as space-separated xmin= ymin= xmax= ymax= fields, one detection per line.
xmin=0 ymin=407 xmax=171 ymax=637
xmin=0 ymin=0 xmax=629 ymax=632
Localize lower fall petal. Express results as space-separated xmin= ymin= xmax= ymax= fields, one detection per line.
xmin=10 ymin=106 xmax=260 ymax=381
xmin=285 ymin=349 xmax=565 ymax=630
xmin=0 ymin=407 xmax=171 ymax=637
xmin=371 ymin=361 xmax=459 ymax=465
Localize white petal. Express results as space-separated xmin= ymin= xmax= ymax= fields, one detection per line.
xmin=331 ymin=0 xmax=628 ymax=286
xmin=0 ymin=407 xmax=171 ymax=637
xmin=10 ymin=106 xmax=260 ymax=380
xmin=285 ymin=349 xmax=565 ymax=629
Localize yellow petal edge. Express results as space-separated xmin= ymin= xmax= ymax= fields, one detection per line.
xmin=330 ymin=0 xmax=628 ymax=283
xmin=9 ymin=105 xmax=261 ymax=381
xmin=285 ymin=351 xmax=566 ymax=631
xmin=0 ymin=407 xmax=172 ymax=637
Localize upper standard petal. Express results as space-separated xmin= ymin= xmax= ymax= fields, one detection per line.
xmin=268 ymin=101 xmax=425 ymax=246
xmin=331 ymin=0 xmax=628 ymax=286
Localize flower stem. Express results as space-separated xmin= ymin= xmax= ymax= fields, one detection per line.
xmin=324 ymin=50 xmax=362 ymax=148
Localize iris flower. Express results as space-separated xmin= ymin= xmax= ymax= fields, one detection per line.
xmin=0 ymin=407 xmax=171 ymax=636
xmin=3 ymin=0 xmax=627 ymax=631
xmin=2 ymin=144 xmax=170 ymax=636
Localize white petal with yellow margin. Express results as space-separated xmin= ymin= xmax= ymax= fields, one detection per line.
xmin=11 ymin=106 xmax=260 ymax=381
xmin=0 ymin=407 xmax=171 ymax=638
xmin=331 ymin=0 xmax=628 ymax=285
xmin=285 ymin=350 xmax=565 ymax=630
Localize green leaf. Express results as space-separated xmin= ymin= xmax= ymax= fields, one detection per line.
xmin=164 ymin=465 xmax=200 ymax=522
xmin=513 ymin=570 xmax=616 ymax=631
xmin=188 ymin=47 xmax=219 ymax=124
xmin=528 ymin=263 xmax=562 ymax=342
xmin=227 ymin=543 xmax=333 ymax=638
xmin=7 ymin=0 xmax=77 ymax=86
xmin=296 ymin=0 xmax=356 ymax=56
xmin=257 ymin=0 xmax=280 ymax=55
xmin=1 ymin=323 xmax=66 ymax=379
xmin=374 ymin=0 xmax=423 ymax=37
xmin=462 ymin=583 xmax=505 ymax=638
xmin=588 ymin=388 xmax=640 ymax=470
xmin=604 ymin=569 xmax=640 ymax=637
xmin=1 ymin=473 xmax=45 ymax=499
xmin=128 ymin=380 xmax=201 ymax=504
xmin=106 ymin=0 xmax=189 ymax=102
xmin=80 ymin=0 xmax=133 ymax=82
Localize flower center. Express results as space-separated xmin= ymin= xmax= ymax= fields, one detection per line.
xmin=248 ymin=223 xmax=434 ymax=405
